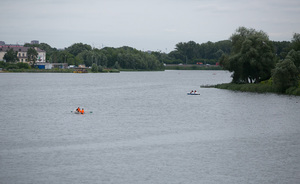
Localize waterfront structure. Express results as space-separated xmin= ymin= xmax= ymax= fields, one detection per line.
xmin=35 ymin=62 xmax=68 ymax=69
xmin=31 ymin=40 xmax=39 ymax=44
xmin=0 ymin=45 xmax=46 ymax=63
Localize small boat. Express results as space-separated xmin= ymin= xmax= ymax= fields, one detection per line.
xmin=71 ymin=110 xmax=93 ymax=114
xmin=187 ymin=92 xmax=200 ymax=95
xmin=71 ymin=110 xmax=84 ymax=114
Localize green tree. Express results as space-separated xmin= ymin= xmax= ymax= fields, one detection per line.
xmin=272 ymin=58 xmax=299 ymax=92
xmin=285 ymin=49 xmax=300 ymax=71
xmin=24 ymin=42 xmax=57 ymax=62
xmin=66 ymin=43 xmax=92 ymax=56
xmin=168 ymin=40 xmax=231 ymax=64
xmin=173 ymin=41 xmax=198 ymax=63
xmin=291 ymin=33 xmax=300 ymax=51
xmin=272 ymin=41 xmax=291 ymax=59
xmin=225 ymin=27 xmax=275 ymax=83
xmin=16 ymin=62 xmax=31 ymax=69
xmin=27 ymin=47 xmax=38 ymax=66
xmin=91 ymin=63 xmax=98 ymax=72
xmin=3 ymin=48 xmax=18 ymax=62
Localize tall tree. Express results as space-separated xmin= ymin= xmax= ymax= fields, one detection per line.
xmin=291 ymin=33 xmax=300 ymax=51
xmin=27 ymin=47 xmax=38 ymax=66
xmin=66 ymin=43 xmax=92 ymax=56
xmin=225 ymin=27 xmax=275 ymax=83
xmin=272 ymin=58 xmax=299 ymax=92
xmin=3 ymin=48 xmax=18 ymax=62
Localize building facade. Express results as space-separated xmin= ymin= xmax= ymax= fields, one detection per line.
xmin=31 ymin=40 xmax=39 ymax=44
xmin=0 ymin=45 xmax=46 ymax=63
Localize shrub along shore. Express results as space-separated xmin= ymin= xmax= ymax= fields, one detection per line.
xmin=202 ymin=82 xmax=300 ymax=96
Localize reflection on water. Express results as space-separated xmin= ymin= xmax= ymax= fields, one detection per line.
xmin=0 ymin=71 xmax=299 ymax=184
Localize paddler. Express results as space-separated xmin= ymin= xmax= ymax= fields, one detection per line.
xmin=81 ymin=108 xmax=84 ymax=114
xmin=76 ymin=107 xmax=80 ymax=112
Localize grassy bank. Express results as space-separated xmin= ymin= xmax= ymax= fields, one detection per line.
xmin=207 ymin=83 xmax=300 ymax=96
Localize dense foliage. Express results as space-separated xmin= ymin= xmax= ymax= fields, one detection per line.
xmin=220 ymin=27 xmax=275 ymax=83
xmin=166 ymin=40 xmax=232 ymax=65
xmin=0 ymin=61 xmax=31 ymax=70
xmin=3 ymin=48 xmax=18 ymax=62
xmin=27 ymin=47 xmax=38 ymax=66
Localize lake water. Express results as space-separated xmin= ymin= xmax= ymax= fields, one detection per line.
xmin=0 ymin=70 xmax=299 ymax=184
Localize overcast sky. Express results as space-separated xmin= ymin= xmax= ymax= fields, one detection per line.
xmin=1 ymin=0 xmax=299 ymax=52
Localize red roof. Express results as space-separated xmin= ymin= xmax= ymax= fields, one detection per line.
xmin=0 ymin=46 xmax=45 ymax=52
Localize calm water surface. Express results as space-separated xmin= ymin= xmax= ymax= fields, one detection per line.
xmin=0 ymin=70 xmax=300 ymax=184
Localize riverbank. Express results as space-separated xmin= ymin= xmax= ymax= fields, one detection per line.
xmin=202 ymin=83 xmax=300 ymax=96
xmin=165 ymin=64 xmax=222 ymax=70
xmin=0 ymin=68 xmax=121 ymax=73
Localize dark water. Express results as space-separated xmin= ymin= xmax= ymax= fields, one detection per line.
xmin=0 ymin=71 xmax=299 ymax=184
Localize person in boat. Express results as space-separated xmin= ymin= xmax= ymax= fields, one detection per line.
xmin=81 ymin=108 xmax=84 ymax=114
xmin=76 ymin=107 xmax=80 ymax=112
xmin=194 ymin=90 xmax=197 ymax=94
xmin=190 ymin=90 xmax=193 ymax=94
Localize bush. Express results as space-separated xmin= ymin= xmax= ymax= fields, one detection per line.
xmin=6 ymin=64 xmax=19 ymax=70
xmin=98 ymin=65 xmax=104 ymax=72
xmin=215 ymin=83 xmax=275 ymax=93
xmin=91 ymin=63 xmax=98 ymax=73
xmin=286 ymin=87 xmax=300 ymax=96
xmin=17 ymin=62 xmax=31 ymax=69
xmin=272 ymin=56 xmax=299 ymax=92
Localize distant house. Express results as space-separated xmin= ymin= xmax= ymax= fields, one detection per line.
xmin=0 ymin=45 xmax=46 ymax=63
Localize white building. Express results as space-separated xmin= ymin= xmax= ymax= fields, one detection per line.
xmin=0 ymin=45 xmax=46 ymax=63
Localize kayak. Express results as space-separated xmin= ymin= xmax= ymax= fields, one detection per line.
xmin=71 ymin=110 xmax=92 ymax=114
xmin=187 ymin=92 xmax=200 ymax=95
xmin=73 ymin=111 xmax=84 ymax=114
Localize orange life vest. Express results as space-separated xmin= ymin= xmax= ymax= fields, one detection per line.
xmin=81 ymin=109 xmax=84 ymax=114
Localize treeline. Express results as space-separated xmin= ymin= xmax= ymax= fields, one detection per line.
xmin=219 ymin=27 xmax=300 ymax=94
xmin=163 ymin=40 xmax=232 ymax=65
xmin=24 ymin=39 xmax=293 ymax=69
xmin=15 ymin=26 xmax=295 ymax=72
xmin=23 ymin=43 xmax=163 ymax=71
xmin=151 ymin=39 xmax=293 ymax=66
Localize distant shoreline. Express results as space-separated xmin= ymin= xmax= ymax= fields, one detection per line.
xmin=0 ymin=65 xmax=224 ymax=73
xmin=165 ymin=64 xmax=222 ymax=70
